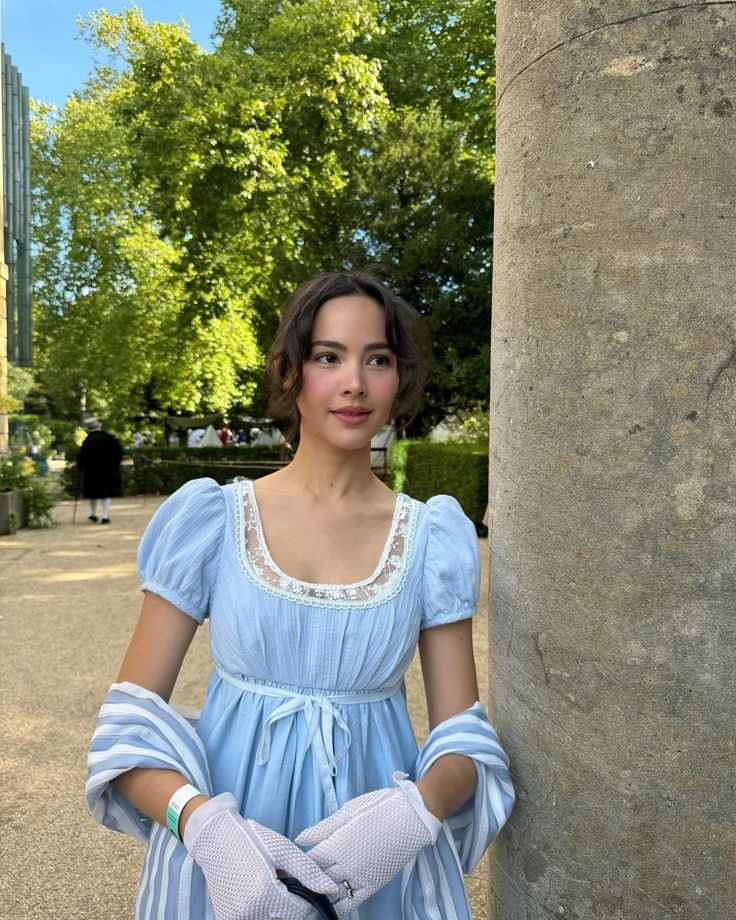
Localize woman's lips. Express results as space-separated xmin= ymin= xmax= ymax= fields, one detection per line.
xmin=330 ymin=410 xmax=372 ymax=425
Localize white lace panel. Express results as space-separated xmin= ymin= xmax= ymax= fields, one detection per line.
xmin=234 ymin=478 xmax=419 ymax=609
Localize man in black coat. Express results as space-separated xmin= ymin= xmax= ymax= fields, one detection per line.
xmin=76 ymin=418 xmax=123 ymax=524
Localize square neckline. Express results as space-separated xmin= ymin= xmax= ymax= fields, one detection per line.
xmin=244 ymin=477 xmax=408 ymax=589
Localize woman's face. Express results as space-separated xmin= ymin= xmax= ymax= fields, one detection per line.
xmin=296 ymin=294 xmax=400 ymax=450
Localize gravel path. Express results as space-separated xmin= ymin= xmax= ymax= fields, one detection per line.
xmin=0 ymin=495 xmax=490 ymax=919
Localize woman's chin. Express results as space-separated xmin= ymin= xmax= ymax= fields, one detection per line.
xmin=300 ymin=424 xmax=379 ymax=453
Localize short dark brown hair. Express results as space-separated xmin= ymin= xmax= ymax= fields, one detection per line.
xmin=267 ymin=271 xmax=430 ymax=441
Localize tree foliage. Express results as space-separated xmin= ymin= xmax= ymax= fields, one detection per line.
xmin=31 ymin=0 xmax=495 ymax=427
xmin=7 ymin=365 xmax=35 ymax=408
xmin=31 ymin=22 xmax=260 ymax=420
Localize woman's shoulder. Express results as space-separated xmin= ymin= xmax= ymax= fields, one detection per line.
xmin=407 ymin=493 xmax=478 ymax=563
xmin=150 ymin=477 xmax=228 ymax=529
xmin=138 ymin=478 xmax=227 ymax=624
xmin=416 ymin=494 xmax=481 ymax=627
xmin=174 ymin=475 xmax=224 ymax=496
xmin=420 ymin=493 xmax=467 ymax=511
xmin=413 ymin=493 xmax=479 ymax=568
xmin=412 ymin=493 xmax=473 ymax=527
xmin=174 ymin=475 xmax=240 ymax=502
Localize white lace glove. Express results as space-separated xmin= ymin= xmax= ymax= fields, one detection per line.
xmin=294 ymin=772 xmax=441 ymax=915
xmin=184 ymin=792 xmax=341 ymax=920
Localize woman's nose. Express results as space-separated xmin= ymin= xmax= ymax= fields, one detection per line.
xmin=341 ymin=362 xmax=367 ymax=395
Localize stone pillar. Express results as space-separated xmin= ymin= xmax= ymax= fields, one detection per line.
xmin=489 ymin=4 xmax=735 ymax=918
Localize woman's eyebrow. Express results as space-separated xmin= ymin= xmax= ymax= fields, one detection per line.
xmin=311 ymin=339 xmax=392 ymax=351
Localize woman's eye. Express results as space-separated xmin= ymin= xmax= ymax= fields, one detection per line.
xmin=370 ymin=354 xmax=392 ymax=367
xmin=314 ymin=353 xmax=338 ymax=364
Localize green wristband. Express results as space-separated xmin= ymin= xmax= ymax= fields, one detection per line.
xmin=166 ymin=783 xmax=202 ymax=842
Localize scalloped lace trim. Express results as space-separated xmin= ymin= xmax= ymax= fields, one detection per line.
xmin=234 ymin=478 xmax=419 ymax=609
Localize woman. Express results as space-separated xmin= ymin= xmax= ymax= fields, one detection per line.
xmin=87 ymin=271 xmax=515 ymax=919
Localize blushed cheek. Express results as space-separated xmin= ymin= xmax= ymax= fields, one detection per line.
xmin=375 ymin=374 xmax=400 ymax=405
xmin=297 ymin=370 xmax=332 ymax=412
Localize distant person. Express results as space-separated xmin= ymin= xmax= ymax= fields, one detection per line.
xmin=29 ymin=430 xmax=49 ymax=476
xmin=76 ymin=418 xmax=123 ymax=524
xmin=218 ymin=427 xmax=230 ymax=447
xmin=187 ymin=427 xmax=205 ymax=448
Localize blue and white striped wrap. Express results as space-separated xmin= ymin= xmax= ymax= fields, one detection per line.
xmin=400 ymin=701 xmax=515 ymax=919
xmin=86 ymin=685 xmax=514 ymax=919
xmin=86 ymin=681 xmax=215 ymax=841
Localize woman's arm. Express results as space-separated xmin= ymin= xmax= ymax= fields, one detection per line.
xmin=414 ymin=618 xmax=479 ymax=821
xmin=115 ymin=590 xmax=198 ymax=698
xmin=110 ymin=591 xmax=209 ymax=834
xmin=100 ymin=591 xmax=339 ymax=904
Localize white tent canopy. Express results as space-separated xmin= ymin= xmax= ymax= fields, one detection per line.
xmin=199 ymin=424 xmax=223 ymax=447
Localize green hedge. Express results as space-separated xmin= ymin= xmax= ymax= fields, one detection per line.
xmin=391 ymin=440 xmax=488 ymax=523
xmin=63 ymin=446 xmax=287 ymax=497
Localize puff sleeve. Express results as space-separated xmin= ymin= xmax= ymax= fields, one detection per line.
xmin=137 ymin=477 xmax=225 ymax=624
xmin=421 ymin=495 xmax=481 ymax=630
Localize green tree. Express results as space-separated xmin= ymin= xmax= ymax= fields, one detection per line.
xmin=214 ymin=0 xmax=496 ymax=430
xmin=87 ymin=3 xmax=387 ymax=317
xmin=337 ymin=0 xmax=496 ymax=430
xmin=336 ymin=104 xmax=493 ymax=432
xmin=7 ymin=365 xmax=35 ymax=408
xmin=31 ymin=50 xmax=260 ymax=419
xmin=32 ymin=1 xmax=495 ymax=428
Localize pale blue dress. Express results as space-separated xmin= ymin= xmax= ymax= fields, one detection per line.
xmin=135 ymin=476 xmax=480 ymax=918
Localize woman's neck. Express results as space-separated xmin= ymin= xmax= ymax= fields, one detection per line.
xmin=268 ymin=429 xmax=382 ymax=502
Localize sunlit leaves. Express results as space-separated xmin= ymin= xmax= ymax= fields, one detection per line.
xmin=32 ymin=0 xmax=496 ymax=427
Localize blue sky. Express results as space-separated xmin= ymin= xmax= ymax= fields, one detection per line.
xmin=1 ymin=0 xmax=222 ymax=108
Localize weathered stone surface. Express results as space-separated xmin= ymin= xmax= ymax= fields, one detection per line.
xmin=490 ymin=3 xmax=735 ymax=918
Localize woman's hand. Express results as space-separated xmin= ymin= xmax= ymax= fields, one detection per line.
xmin=294 ymin=773 xmax=441 ymax=915
xmin=184 ymin=793 xmax=340 ymax=920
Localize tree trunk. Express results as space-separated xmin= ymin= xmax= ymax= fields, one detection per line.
xmin=489 ymin=4 xmax=735 ymax=918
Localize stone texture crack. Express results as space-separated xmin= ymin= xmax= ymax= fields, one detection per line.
xmin=705 ymin=341 xmax=736 ymax=404
xmin=532 ymin=631 xmax=552 ymax=685
xmin=497 ymin=2 xmax=736 ymax=106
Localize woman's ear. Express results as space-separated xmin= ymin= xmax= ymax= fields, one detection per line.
xmin=271 ymin=355 xmax=296 ymax=393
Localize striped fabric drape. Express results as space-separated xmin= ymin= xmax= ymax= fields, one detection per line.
xmin=87 ymin=685 xmax=514 ymax=919
xmin=400 ymin=702 xmax=516 ymax=919
xmin=86 ymin=681 xmax=215 ymax=840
